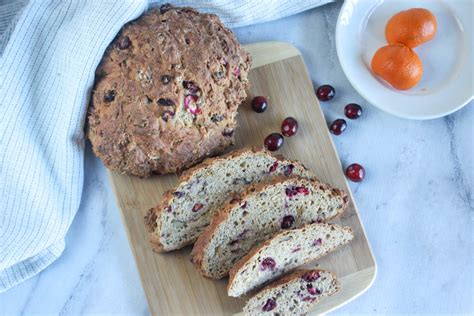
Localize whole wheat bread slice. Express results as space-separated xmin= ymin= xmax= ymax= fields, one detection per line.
xmin=228 ymin=223 xmax=353 ymax=297
xmin=190 ymin=176 xmax=348 ymax=279
xmin=145 ymin=147 xmax=313 ymax=252
xmin=242 ymin=269 xmax=340 ymax=316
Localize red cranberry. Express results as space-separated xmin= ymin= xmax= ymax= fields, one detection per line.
xmin=307 ymin=283 xmax=321 ymax=295
xmin=264 ymin=133 xmax=284 ymax=151
xmin=269 ymin=161 xmax=278 ymax=173
xmin=232 ymin=66 xmax=241 ymax=77
xmin=161 ymin=110 xmax=175 ymax=122
xmin=260 ymin=257 xmax=276 ymax=271
xmin=222 ymin=128 xmax=234 ymax=137
xmin=316 ymin=84 xmax=335 ymax=101
xmin=184 ymin=95 xmax=200 ymax=115
xmin=303 ymin=271 xmax=320 ymax=282
xmin=313 ymin=238 xmax=322 ymax=246
xmin=252 ymin=96 xmax=268 ymax=113
xmin=104 ymin=90 xmax=116 ymax=102
xmin=281 ymin=117 xmax=298 ymax=137
xmin=173 ymin=191 xmax=184 ymax=198
xmin=192 ymin=203 xmax=203 ymax=212
xmin=296 ymin=186 xmax=309 ymax=195
xmin=345 ymin=103 xmax=362 ymax=119
xmin=283 ymin=164 xmax=294 ymax=176
xmin=160 ymin=3 xmax=173 ymax=14
xmin=346 ymin=163 xmax=365 ymax=182
xmin=117 ymin=36 xmax=130 ymax=49
xmin=262 ymin=298 xmax=276 ymax=311
xmin=161 ymin=75 xmax=172 ymax=85
xmin=158 ymin=98 xmax=174 ymax=106
xmin=329 ymin=119 xmax=346 ymax=135
xmin=229 ymin=197 xmax=241 ymax=204
xmin=281 ymin=215 xmax=295 ymax=229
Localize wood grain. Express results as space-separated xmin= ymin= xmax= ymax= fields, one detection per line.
xmin=108 ymin=41 xmax=376 ymax=315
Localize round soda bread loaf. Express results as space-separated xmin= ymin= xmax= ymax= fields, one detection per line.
xmin=228 ymin=223 xmax=353 ymax=297
xmin=190 ymin=176 xmax=348 ymax=279
xmin=88 ymin=5 xmax=251 ymax=177
xmin=242 ymin=269 xmax=340 ymax=316
xmin=145 ymin=147 xmax=314 ymax=252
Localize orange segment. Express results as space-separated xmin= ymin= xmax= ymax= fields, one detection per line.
xmin=385 ymin=8 xmax=437 ymax=48
xmin=371 ymin=44 xmax=423 ymax=90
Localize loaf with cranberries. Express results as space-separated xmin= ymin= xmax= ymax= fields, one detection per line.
xmin=88 ymin=5 xmax=251 ymax=177
xmin=228 ymin=223 xmax=353 ymax=297
xmin=145 ymin=147 xmax=314 ymax=252
xmin=190 ymin=176 xmax=348 ymax=279
xmin=243 ymin=269 xmax=340 ymax=315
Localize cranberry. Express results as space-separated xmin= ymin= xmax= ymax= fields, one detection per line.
xmin=281 ymin=215 xmax=295 ymax=229
xmin=232 ymin=66 xmax=241 ymax=77
xmin=222 ymin=128 xmax=234 ymax=137
xmin=262 ymin=298 xmax=276 ymax=312
xmin=251 ymin=96 xmax=268 ymax=113
xmin=184 ymin=95 xmax=200 ymax=115
xmin=104 ymin=90 xmax=116 ymax=102
xmin=117 ymin=36 xmax=130 ymax=49
xmin=283 ymin=164 xmax=294 ymax=176
xmin=307 ymin=283 xmax=321 ymax=295
xmin=303 ymin=271 xmax=320 ymax=282
xmin=160 ymin=3 xmax=173 ymax=14
xmin=264 ymin=133 xmax=284 ymax=151
xmin=292 ymin=247 xmax=301 ymax=253
xmin=229 ymin=197 xmax=241 ymax=204
xmin=192 ymin=203 xmax=203 ymax=212
xmin=161 ymin=75 xmax=172 ymax=85
xmin=296 ymin=186 xmax=309 ymax=195
xmin=345 ymin=103 xmax=362 ymax=119
xmin=260 ymin=257 xmax=276 ymax=271
xmin=158 ymin=98 xmax=174 ymax=106
xmin=269 ymin=161 xmax=278 ymax=173
xmin=329 ymin=119 xmax=346 ymax=135
xmin=316 ymin=84 xmax=335 ymax=101
xmin=161 ymin=110 xmax=175 ymax=122
xmin=211 ymin=114 xmax=224 ymax=123
xmin=281 ymin=117 xmax=298 ymax=137
xmin=173 ymin=191 xmax=184 ymax=198
xmin=346 ymin=163 xmax=365 ymax=182
xmin=313 ymin=238 xmax=322 ymax=246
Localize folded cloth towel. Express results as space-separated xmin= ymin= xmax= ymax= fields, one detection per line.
xmin=0 ymin=0 xmax=331 ymax=292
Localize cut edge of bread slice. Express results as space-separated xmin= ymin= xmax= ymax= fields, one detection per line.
xmin=227 ymin=223 xmax=353 ymax=297
xmin=190 ymin=176 xmax=348 ymax=279
xmin=242 ymin=269 xmax=340 ymax=316
xmin=144 ymin=146 xmax=313 ymax=252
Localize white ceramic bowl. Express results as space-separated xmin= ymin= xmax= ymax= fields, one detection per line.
xmin=336 ymin=0 xmax=473 ymax=120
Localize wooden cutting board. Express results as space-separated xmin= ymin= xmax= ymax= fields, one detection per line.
xmin=108 ymin=41 xmax=376 ymax=315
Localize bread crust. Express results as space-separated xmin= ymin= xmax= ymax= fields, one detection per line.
xmin=256 ymin=269 xmax=339 ymax=294
xmin=190 ymin=177 xmax=348 ymax=278
xmin=88 ymin=6 xmax=251 ymax=177
xmin=146 ymin=147 xmax=310 ymax=252
xmin=227 ymin=223 xmax=353 ymax=295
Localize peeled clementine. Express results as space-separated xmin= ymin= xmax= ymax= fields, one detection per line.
xmin=371 ymin=44 xmax=423 ymax=90
xmin=385 ymin=8 xmax=437 ymax=48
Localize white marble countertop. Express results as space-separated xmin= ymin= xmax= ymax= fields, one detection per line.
xmin=1 ymin=2 xmax=473 ymax=315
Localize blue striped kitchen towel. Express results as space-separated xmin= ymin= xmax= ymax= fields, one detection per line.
xmin=0 ymin=0 xmax=332 ymax=292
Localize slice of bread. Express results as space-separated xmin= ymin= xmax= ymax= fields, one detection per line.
xmin=145 ymin=147 xmax=313 ymax=252
xmin=243 ymin=269 xmax=340 ymax=316
xmin=227 ymin=223 xmax=353 ymax=297
xmin=190 ymin=177 xmax=348 ymax=279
